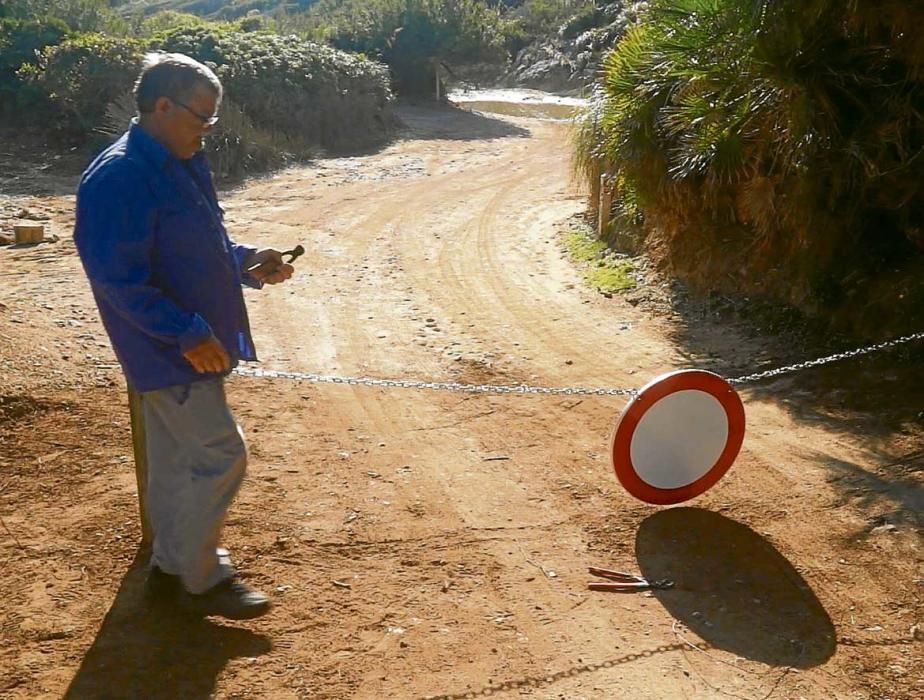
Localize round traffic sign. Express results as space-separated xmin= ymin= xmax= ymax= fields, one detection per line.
xmin=610 ymin=370 xmax=745 ymax=504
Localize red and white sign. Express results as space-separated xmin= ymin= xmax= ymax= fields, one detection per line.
xmin=610 ymin=370 xmax=745 ymax=505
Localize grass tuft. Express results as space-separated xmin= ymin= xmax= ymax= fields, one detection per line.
xmin=564 ymin=228 xmax=636 ymax=294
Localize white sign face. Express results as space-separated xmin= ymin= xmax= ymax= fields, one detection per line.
xmin=610 ymin=370 xmax=746 ymax=505
xmin=630 ymin=389 xmax=729 ymax=489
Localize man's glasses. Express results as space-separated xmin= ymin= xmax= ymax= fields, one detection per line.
xmin=174 ymin=100 xmax=219 ymax=127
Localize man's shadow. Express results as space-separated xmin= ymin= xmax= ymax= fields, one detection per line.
xmin=636 ymin=507 xmax=836 ymax=668
xmin=64 ymin=549 xmax=272 ymax=700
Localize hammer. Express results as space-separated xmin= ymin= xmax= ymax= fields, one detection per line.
xmin=281 ymin=245 xmax=305 ymax=263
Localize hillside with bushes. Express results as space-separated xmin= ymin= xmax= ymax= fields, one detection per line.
xmin=0 ymin=0 xmax=393 ymax=180
xmin=104 ymin=1 xmax=630 ymax=93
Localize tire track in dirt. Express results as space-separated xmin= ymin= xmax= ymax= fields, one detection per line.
xmin=232 ymin=117 xmax=673 ymax=697
xmin=233 ymin=113 xmax=766 ymax=698
xmin=225 ymin=129 xmax=580 ymax=697
xmin=378 ymin=125 xmax=688 ymax=697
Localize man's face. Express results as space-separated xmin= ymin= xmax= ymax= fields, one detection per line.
xmin=158 ymin=85 xmax=219 ymax=160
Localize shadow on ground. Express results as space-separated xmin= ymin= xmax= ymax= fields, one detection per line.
xmin=635 ymin=507 xmax=836 ymax=668
xmin=64 ymin=549 xmax=272 ymax=700
xmin=813 ymin=451 xmax=923 ymax=534
xmin=393 ymin=102 xmax=531 ymax=141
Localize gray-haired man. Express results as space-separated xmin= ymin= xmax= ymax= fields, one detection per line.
xmin=74 ymin=53 xmax=293 ymax=619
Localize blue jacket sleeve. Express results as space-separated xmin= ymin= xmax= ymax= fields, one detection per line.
xmin=74 ymin=168 xmax=213 ymax=352
xmin=230 ymin=241 xmax=264 ymax=289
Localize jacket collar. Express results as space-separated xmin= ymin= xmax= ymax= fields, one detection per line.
xmin=127 ymin=119 xmax=171 ymax=170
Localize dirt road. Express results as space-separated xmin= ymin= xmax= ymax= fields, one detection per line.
xmin=0 ymin=102 xmax=921 ymax=699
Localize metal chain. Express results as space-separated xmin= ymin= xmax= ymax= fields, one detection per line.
xmin=233 ymin=331 xmax=924 ymax=395
xmin=232 ymin=366 xmax=638 ymax=396
xmin=728 ymin=331 xmax=924 ymax=386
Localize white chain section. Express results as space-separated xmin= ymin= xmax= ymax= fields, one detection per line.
xmin=231 ymin=366 xmax=638 ymax=396
xmin=232 ymin=331 xmax=924 ymax=396
xmin=727 ymin=331 xmax=924 ymax=385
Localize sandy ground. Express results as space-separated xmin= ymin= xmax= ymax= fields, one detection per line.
xmin=0 ymin=102 xmax=922 ymax=700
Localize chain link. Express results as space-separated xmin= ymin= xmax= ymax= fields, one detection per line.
xmin=232 ymin=331 xmax=924 ymax=395
xmin=728 ymin=331 xmax=924 ymax=386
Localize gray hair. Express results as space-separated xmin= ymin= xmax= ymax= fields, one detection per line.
xmin=134 ymin=52 xmax=223 ymax=113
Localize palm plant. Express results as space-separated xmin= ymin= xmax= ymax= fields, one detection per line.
xmin=577 ymin=0 xmax=924 ymax=325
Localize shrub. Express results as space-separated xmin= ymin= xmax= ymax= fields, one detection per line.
xmin=134 ymin=10 xmax=209 ymax=37
xmin=506 ymin=0 xmax=594 ymax=43
xmin=21 ymin=23 xmax=393 ymax=153
xmin=101 ymin=90 xmax=308 ymax=182
xmin=576 ymin=0 xmax=924 ymax=333
xmin=20 ymin=33 xmax=144 ymax=136
xmin=153 ymin=26 xmax=393 ymax=151
xmin=302 ymin=0 xmax=508 ymax=96
xmin=0 ymin=0 xmax=128 ymax=34
xmin=0 ymin=16 xmax=68 ymax=120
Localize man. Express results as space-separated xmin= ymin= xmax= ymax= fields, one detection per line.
xmin=74 ymin=52 xmax=293 ymax=620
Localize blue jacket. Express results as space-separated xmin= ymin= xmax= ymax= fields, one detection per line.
xmin=74 ymin=122 xmax=260 ymax=392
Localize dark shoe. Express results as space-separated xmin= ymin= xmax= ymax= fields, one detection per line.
xmin=145 ymin=565 xmax=182 ymax=600
xmin=180 ymin=578 xmax=272 ymax=620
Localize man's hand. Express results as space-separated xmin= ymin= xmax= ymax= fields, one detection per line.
xmin=183 ymin=336 xmax=231 ymax=373
xmin=244 ymin=249 xmax=295 ymax=285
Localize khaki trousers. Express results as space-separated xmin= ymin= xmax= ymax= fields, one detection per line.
xmin=139 ymin=377 xmax=246 ymax=594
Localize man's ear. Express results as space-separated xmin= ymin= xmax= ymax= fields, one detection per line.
xmin=152 ymin=95 xmax=173 ymax=116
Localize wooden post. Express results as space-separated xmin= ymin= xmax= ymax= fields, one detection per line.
xmin=127 ymin=389 xmax=153 ymax=546
xmin=435 ymin=59 xmax=441 ymax=102
xmin=598 ymin=173 xmax=613 ymax=238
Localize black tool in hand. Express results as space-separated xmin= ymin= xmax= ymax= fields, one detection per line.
xmin=281 ymin=245 xmax=304 ymax=263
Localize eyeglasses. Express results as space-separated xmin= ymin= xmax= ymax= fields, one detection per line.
xmin=173 ymin=100 xmax=219 ymax=127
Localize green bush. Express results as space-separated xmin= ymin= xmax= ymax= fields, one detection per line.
xmin=301 ymin=0 xmax=508 ymax=96
xmin=576 ymin=0 xmax=924 ymax=332
xmin=0 ymin=0 xmax=128 ymax=34
xmin=134 ymin=10 xmax=209 ymax=37
xmin=0 ymin=16 xmax=68 ymax=120
xmin=153 ymin=26 xmax=393 ymax=151
xmin=20 ymin=33 xmax=144 ymax=135
xmin=506 ymin=0 xmax=594 ymax=44
xmin=19 ymin=22 xmax=392 ymax=153
xmin=101 ymin=90 xmax=307 ymax=182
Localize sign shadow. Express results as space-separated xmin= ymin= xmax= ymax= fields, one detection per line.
xmin=635 ymin=507 xmax=835 ymax=668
